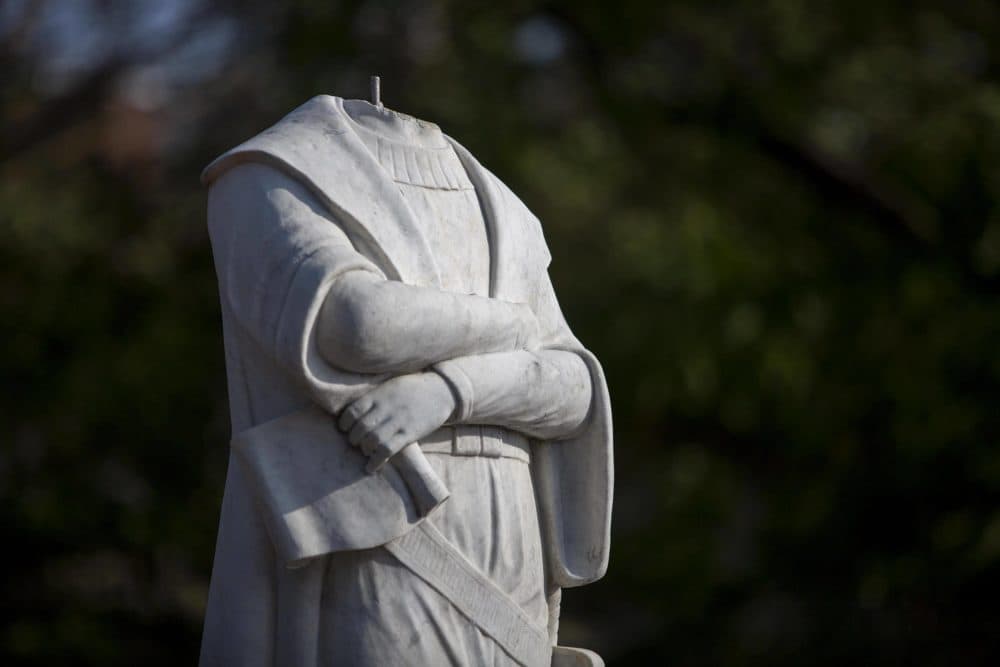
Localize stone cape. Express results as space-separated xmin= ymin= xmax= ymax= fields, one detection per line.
xmin=199 ymin=95 xmax=613 ymax=666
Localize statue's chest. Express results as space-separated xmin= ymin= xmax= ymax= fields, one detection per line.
xmin=394 ymin=182 xmax=491 ymax=297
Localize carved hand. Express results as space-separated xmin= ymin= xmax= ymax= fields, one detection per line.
xmin=338 ymin=372 xmax=457 ymax=473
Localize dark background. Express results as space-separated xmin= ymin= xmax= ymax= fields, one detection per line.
xmin=3 ymin=1 xmax=1000 ymax=665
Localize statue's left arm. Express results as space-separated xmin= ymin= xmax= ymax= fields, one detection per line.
xmin=433 ymin=347 xmax=592 ymax=440
xmin=432 ymin=263 xmax=597 ymax=439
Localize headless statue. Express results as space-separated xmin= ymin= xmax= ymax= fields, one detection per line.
xmin=198 ymin=92 xmax=613 ymax=666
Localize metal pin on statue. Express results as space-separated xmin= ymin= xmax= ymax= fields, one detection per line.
xmin=370 ymin=75 xmax=382 ymax=109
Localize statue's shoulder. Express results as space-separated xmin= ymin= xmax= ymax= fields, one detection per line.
xmin=200 ymin=95 xmax=349 ymax=186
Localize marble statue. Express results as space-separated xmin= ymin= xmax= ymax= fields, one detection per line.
xmin=198 ymin=89 xmax=613 ymax=667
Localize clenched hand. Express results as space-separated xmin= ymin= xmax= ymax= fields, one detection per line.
xmin=338 ymin=372 xmax=457 ymax=473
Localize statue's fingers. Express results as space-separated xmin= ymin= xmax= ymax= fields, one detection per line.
xmin=348 ymin=410 xmax=387 ymax=448
xmin=364 ymin=425 xmax=398 ymax=470
xmin=366 ymin=429 xmax=410 ymax=474
xmin=358 ymin=427 xmax=385 ymax=457
xmin=338 ymin=398 xmax=373 ymax=432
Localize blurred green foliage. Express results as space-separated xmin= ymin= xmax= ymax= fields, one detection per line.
xmin=3 ymin=1 xmax=1000 ymax=664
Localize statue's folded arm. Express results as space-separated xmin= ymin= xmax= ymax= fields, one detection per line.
xmin=316 ymin=269 xmax=540 ymax=374
xmin=433 ymin=348 xmax=593 ymax=441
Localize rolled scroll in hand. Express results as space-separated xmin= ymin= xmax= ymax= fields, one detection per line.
xmin=392 ymin=443 xmax=450 ymax=515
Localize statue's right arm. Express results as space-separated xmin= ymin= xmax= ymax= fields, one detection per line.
xmin=208 ymin=162 xmax=538 ymax=379
xmin=315 ymin=272 xmax=539 ymax=374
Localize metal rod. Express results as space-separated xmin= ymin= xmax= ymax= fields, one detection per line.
xmin=370 ymin=75 xmax=382 ymax=109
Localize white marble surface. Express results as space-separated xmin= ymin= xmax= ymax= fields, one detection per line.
xmin=199 ymin=94 xmax=613 ymax=666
